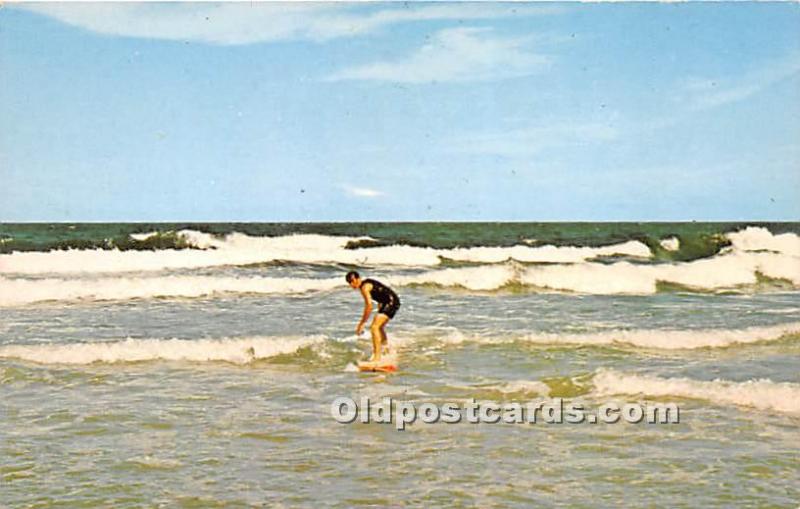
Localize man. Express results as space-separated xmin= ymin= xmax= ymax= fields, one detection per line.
xmin=346 ymin=271 xmax=400 ymax=362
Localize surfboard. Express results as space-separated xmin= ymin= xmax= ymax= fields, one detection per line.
xmin=357 ymin=359 xmax=398 ymax=373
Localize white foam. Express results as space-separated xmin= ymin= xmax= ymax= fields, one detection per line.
xmin=592 ymin=369 xmax=800 ymax=415
xmin=442 ymin=240 xmax=652 ymax=264
xmin=0 ymin=335 xmax=324 ymax=365
xmin=521 ymin=261 xmax=658 ymax=294
xmin=430 ymin=322 xmax=800 ymax=350
xmin=0 ymin=230 xmax=652 ymax=275
xmin=2 ymin=227 xmax=797 ymax=277
xmin=400 ymin=327 xmax=469 ymax=347
xmin=726 ymin=227 xmax=800 ymax=256
xmin=660 ymin=237 xmax=680 ymax=251
xmin=403 ymin=250 xmax=800 ymax=295
xmin=129 ymin=231 xmax=160 ymax=241
xmin=1 ymin=228 xmax=798 ymax=299
xmin=496 ymin=380 xmax=552 ymax=396
xmin=521 ymin=322 xmax=800 ymax=349
xmin=392 ymin=264 xmax=517 ymax=291
xmin=520 ymin=251 xmax=800 ymax=294
xmin=0 ymin=275 xmax=342 ymax=306
xmin=3 ymin=248 xmax=799 ymax=306
xmin=0 ymin=233 xmax=373 ymax=275
xmin=446 ymin=380 xmax=551 ymax=396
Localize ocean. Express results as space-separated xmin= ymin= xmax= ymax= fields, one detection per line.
xmin=1 ymin=222 xmax=799 ymax=507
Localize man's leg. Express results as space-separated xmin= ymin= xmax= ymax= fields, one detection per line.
xmin=370 ymin=313 xmax=390 ymax=361
xmin=379 ymin=321 xmax=390 ymax=354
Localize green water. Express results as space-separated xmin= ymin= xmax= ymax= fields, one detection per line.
xmin=3 ymin=222 xmax=799 ymax=260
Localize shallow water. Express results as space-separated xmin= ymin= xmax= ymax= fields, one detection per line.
xmin=1 ymin=224 xmax=799 ymax=507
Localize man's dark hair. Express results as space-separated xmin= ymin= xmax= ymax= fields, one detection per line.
xmin=345 ymin=271 xmax=360 ymax=283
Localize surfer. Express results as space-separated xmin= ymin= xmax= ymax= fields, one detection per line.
xmin=346 ymin=271 xmax=400 ymax=362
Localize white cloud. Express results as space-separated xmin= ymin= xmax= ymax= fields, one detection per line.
xmin=327 ymin=27 xmax=550 ymax=84
xmin=347 ymin=186 xmax=384 ymax=198
xmin=676 ymin=53 xmax=800 ymax=110
xmin=310 ymin=4 xmax=561 ymax=41
xmin=448 ymin=120 xmax=620 ymax=157
xmin=21 ymin=3 xmax=302 ymax=45
xmin=18 ymin=3 xmax=559 ymax=46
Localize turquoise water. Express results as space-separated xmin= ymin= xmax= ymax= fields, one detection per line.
xmin=1 ymin=223 xmax=799 ymax=507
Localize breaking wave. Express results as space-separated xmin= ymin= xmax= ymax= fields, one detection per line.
xmin=592 ymin=369 xmax=800 ymax=415
xmin=0 ymin=275 xmax=343 ymax=306
xmin=398 ymin=250 xmax=798 ymax=294
xmin=0 ymin=230 xmax=651 ymax=275
xmin=2 ymin=254 xmax=799 ymax=306
xmin=0 ymin=335 xmax=325 ymax=365
xmin=0 ymin=227 xmax=796 ymax=304
xmin=431 ymin=322 xmax=800 ymax=350
xmin=726 ymin=227 xmax=800 ymax=256
xmin=3 ymin=320 xmax=797 ymax=368
xmin=519 ymin=251 xmax=800 ymax=294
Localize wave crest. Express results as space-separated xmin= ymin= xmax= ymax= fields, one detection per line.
xmin=415 ymin=322 xmax=800 ymax=350
xmin=0 ymin=336 xmax=324 ymax=365
xmin=2 ymin=254 xmax=800 ymax=306
xmin=0 ymin=230 xmax=651 ymax=275
xmin=0 ymin=275 xmax=342 ymax=306
xmin=592 ymin=369 xmax=800 ymax=415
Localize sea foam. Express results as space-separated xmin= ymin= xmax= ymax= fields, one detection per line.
xmin=520 ymin=251 xmax=800 ymax=294
xmin=592 ymin=369 xmax=800 ymax=415
xmin=516 ymin=322 xmax=800 ymax=349
xmin=2 ymin=250 xmax=799 ymax=306
xmin=1 ymin=228 xmax=797 ymax=303
xmin=726 ymin=226 xmax=800 ymax=256
xmin=0 ymin=275 xmax=342 ymax=306
xmin=0 ymin=335 xmax=324 ymax=365
xmin=0 ymin=230 xmax=651 ymax=275
xmin=423 ymin=322 xmax=800 ymax=350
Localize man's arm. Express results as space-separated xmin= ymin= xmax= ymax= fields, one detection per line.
xmin=356 ymin=283 xmax=373 ymax=334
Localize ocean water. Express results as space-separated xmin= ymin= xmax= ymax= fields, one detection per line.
xmin=1 ymin=223 xmax=799 ymax=508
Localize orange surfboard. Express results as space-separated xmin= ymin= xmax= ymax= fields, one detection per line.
xmin=357 ymin=360 xmax=398 ymax=373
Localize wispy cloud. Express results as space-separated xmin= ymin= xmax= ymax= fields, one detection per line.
xmin=676 ymin=53 xmax=800 ymax=110
xmin=18 ymin=3 xmax=560 ymax=46
xmin=448 ymin=119 xmax=620 ymax=157
xmin=327 ymin=27 xmax=550 ymax=84
xmin=346 ymin=186 xmax=384 ymax=198
xmin=310 ymin=4 xmax=561 ymax=41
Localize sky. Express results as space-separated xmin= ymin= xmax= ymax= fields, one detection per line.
xmin=1 ymin=2 xmax=799 ymax=222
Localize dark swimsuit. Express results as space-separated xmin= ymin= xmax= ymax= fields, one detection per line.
xmin=361 ymin=278 xmax=400 ymax=319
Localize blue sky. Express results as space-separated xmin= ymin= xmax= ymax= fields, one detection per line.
xmin=1 ymin=2 xmax=799 ymax=221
